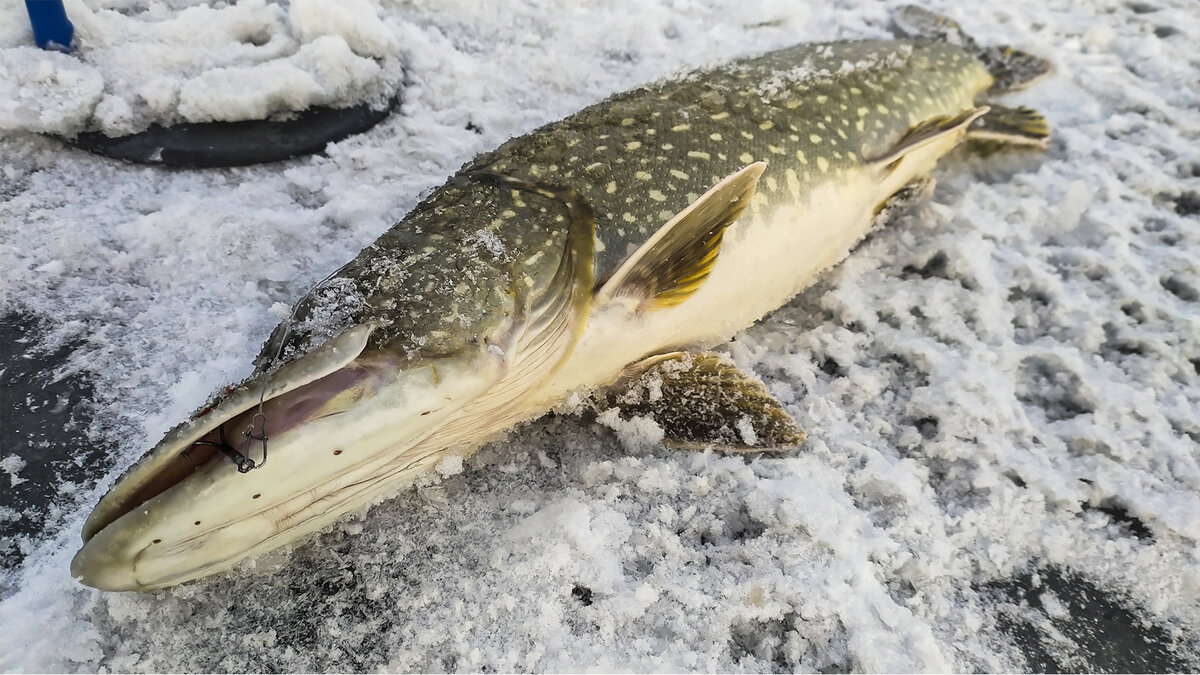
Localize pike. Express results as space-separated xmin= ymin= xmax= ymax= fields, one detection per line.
xmin=72 ymin=7 xmax=1052 ymax=591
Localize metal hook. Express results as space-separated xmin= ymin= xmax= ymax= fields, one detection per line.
xmin=243 ymin=411 xmax=268 ymax=471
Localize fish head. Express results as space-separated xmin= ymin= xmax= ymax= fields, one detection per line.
xmin=71 ymin=318 xmax=514 ymax=591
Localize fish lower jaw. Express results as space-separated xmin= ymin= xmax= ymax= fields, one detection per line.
xmin=71 ymin=411 xmax=488 ymax=591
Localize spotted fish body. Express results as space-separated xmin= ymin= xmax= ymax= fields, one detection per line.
xmin=73 ymin=33 xmax=1042 ymax=591
xmin=323 ymin=39 xmax=991 ymax=402
xmin=310 ymin=40 xmax=990 ymax=360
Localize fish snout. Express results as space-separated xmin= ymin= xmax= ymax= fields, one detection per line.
xmin=71 ymin=528 xmax=147 ymax=592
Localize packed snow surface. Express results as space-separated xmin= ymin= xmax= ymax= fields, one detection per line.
xmin=2 ymin=0 xmax=1199 ymax=671
xmin=0 ymin=0 xmax=400 ymax=135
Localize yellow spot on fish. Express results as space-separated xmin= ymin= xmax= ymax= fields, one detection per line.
xmin=765 ymin=176 xmax=778 ymax=192
xmin=817 ymin=157 xmax=829 ymax=172
xmin=648 ymin=190 xmax=667 ymax=202
xmin=816 ymin=95 xmax=828 ymax=103
xmin=606 ymin=181 xmax=617 ymax=194
xmin=837 ymin=128 xmax=848 ymax=139
xmin=711 ymin=112 xmax=730 ymax=120
xmin=850 ymin=87 xmax=862 ymax=95
xmin=687 ymin=150 xmax=710 ymax=160
xmin=670 ymin=169 xmax=689 ymax=180
xmin=768 ymin=145 xmax=784 ymax=155
xmin=661 ymin=143 xmax=674 ymax=150
xmin=759 ymin=121 xmax=774 ymax=130
xmin=785 ymin=99 xmax=802 ymax=109
xmin=740 ymin=131 xmax=754 ymax=140
xmin=622 ymin=212 xmax=636 ymax=223
xmin=626 ymin=141 xmax=642 ymax=151
xmin=809 ymin=134 xmax=822 ymax=144
xmin=795 ymin=150 xmax=807 ymax=164
xmin=621 ymin=118 xmax=635 ymax=126
xmin=710 ymin=133 xmax=723 ymax=141
xmin=857 ymin=107 xmax=869 ymax=117
xmin=876 ymin=104 xmax=889 ymax=114
xmin=672 ymin=124 xmax=691 ymax=132
xmin=739 ymin=152 xmax=754 ymax=164
xmin=501 ymin=209 xmax=516 ymax=218
xmin=785 ymin=168 xmax=801 ymax=198
xmin=856 ymin=119 xmax=865 ymax=131
xmin=635 ymin=171 xmax=652 ymax=181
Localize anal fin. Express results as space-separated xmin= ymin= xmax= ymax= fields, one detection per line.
xmin=967 ymin=104 xmax=1051 ymax=149
xmin=869 ymin=107 xmax=989 ymax=171
xmin=603 ymin=352 xmax=804 ymax=452
xmin=596 ymin=163 xmax=766 ymax=312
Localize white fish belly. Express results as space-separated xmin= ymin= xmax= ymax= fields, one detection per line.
xmin=541 ymin=133 xmax=961 ymax=402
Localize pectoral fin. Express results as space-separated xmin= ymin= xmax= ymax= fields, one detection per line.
xmin=967 ymin=104 xmax=1051 ymax=148
xmin=596 ymin=163 xmax=766 ymax=312
xmin=872 ymin=176 xmax=937 ymax=230
xmin=869 ymin=107 xmax=989 ymax=172
xmin=605 ymin=351 xmax=804 ymax=452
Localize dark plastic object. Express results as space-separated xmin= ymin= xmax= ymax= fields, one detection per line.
xmin=25 ymin=0 xmax=74 ymax=52
xmin=66 ymin=96 xmax=399 ymax=168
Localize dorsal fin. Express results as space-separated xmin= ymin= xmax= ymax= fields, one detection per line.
xmin=890 ymin=5 xmax=981 ymax=51
xmin=868 ymin=107 xmax=989 ymax=171
xmin=596 ymin=162 xmax=766 ymax=312
xmin=890 ymin=6 xmax=1052 ymax=93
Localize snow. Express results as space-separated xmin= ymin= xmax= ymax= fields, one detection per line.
xmin=0 ymin=0 xmax=400 ymax=135
xmin=2 ymin=0 xmax=1199 ymax=671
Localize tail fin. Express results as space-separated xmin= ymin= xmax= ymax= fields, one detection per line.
xmin=890 ymin=6 xmax=1052 ymax=93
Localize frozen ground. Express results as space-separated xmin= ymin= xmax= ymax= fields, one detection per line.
xmin=2 ymin=0 xmax=1199 ymax=671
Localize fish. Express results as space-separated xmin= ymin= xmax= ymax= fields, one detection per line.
xmin=71 ymin=6 xmax=1053 ymax=591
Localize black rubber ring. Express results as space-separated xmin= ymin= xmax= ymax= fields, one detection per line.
xmin=63 ymin=94 xmax=399 ymax=168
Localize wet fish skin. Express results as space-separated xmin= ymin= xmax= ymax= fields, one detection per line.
xmin=73 ymin=36 xmax=1024 ymax=591
xmin=273 ymin=40 xmax=990 ymax=364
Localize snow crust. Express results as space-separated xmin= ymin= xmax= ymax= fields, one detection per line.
xmin=0 ymin=0 xmax=400 ymax=135
xmin=2 ymin=0 xmax=1199 ymax=671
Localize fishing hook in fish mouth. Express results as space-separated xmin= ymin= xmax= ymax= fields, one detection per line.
xmin=189 ymin=419 xmax=266 ymax=473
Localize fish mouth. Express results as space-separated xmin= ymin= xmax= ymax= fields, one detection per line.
xmin=73 ymin=323 xmax=378 ymax=590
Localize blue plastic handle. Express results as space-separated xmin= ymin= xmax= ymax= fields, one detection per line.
xmin=25 ymin=0 xmax=74 ymax=52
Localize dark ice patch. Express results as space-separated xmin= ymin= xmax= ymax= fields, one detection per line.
xmin=984 ymin=567 xmax=1196 ymax=672
xmin=0 ymin=313 xmax=116 ymax=573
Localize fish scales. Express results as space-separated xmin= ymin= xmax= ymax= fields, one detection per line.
xmin=272 ymin=40 xmax=989 ymax=364
xmin=76 ymin=17 xmax=1053 ymax=589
